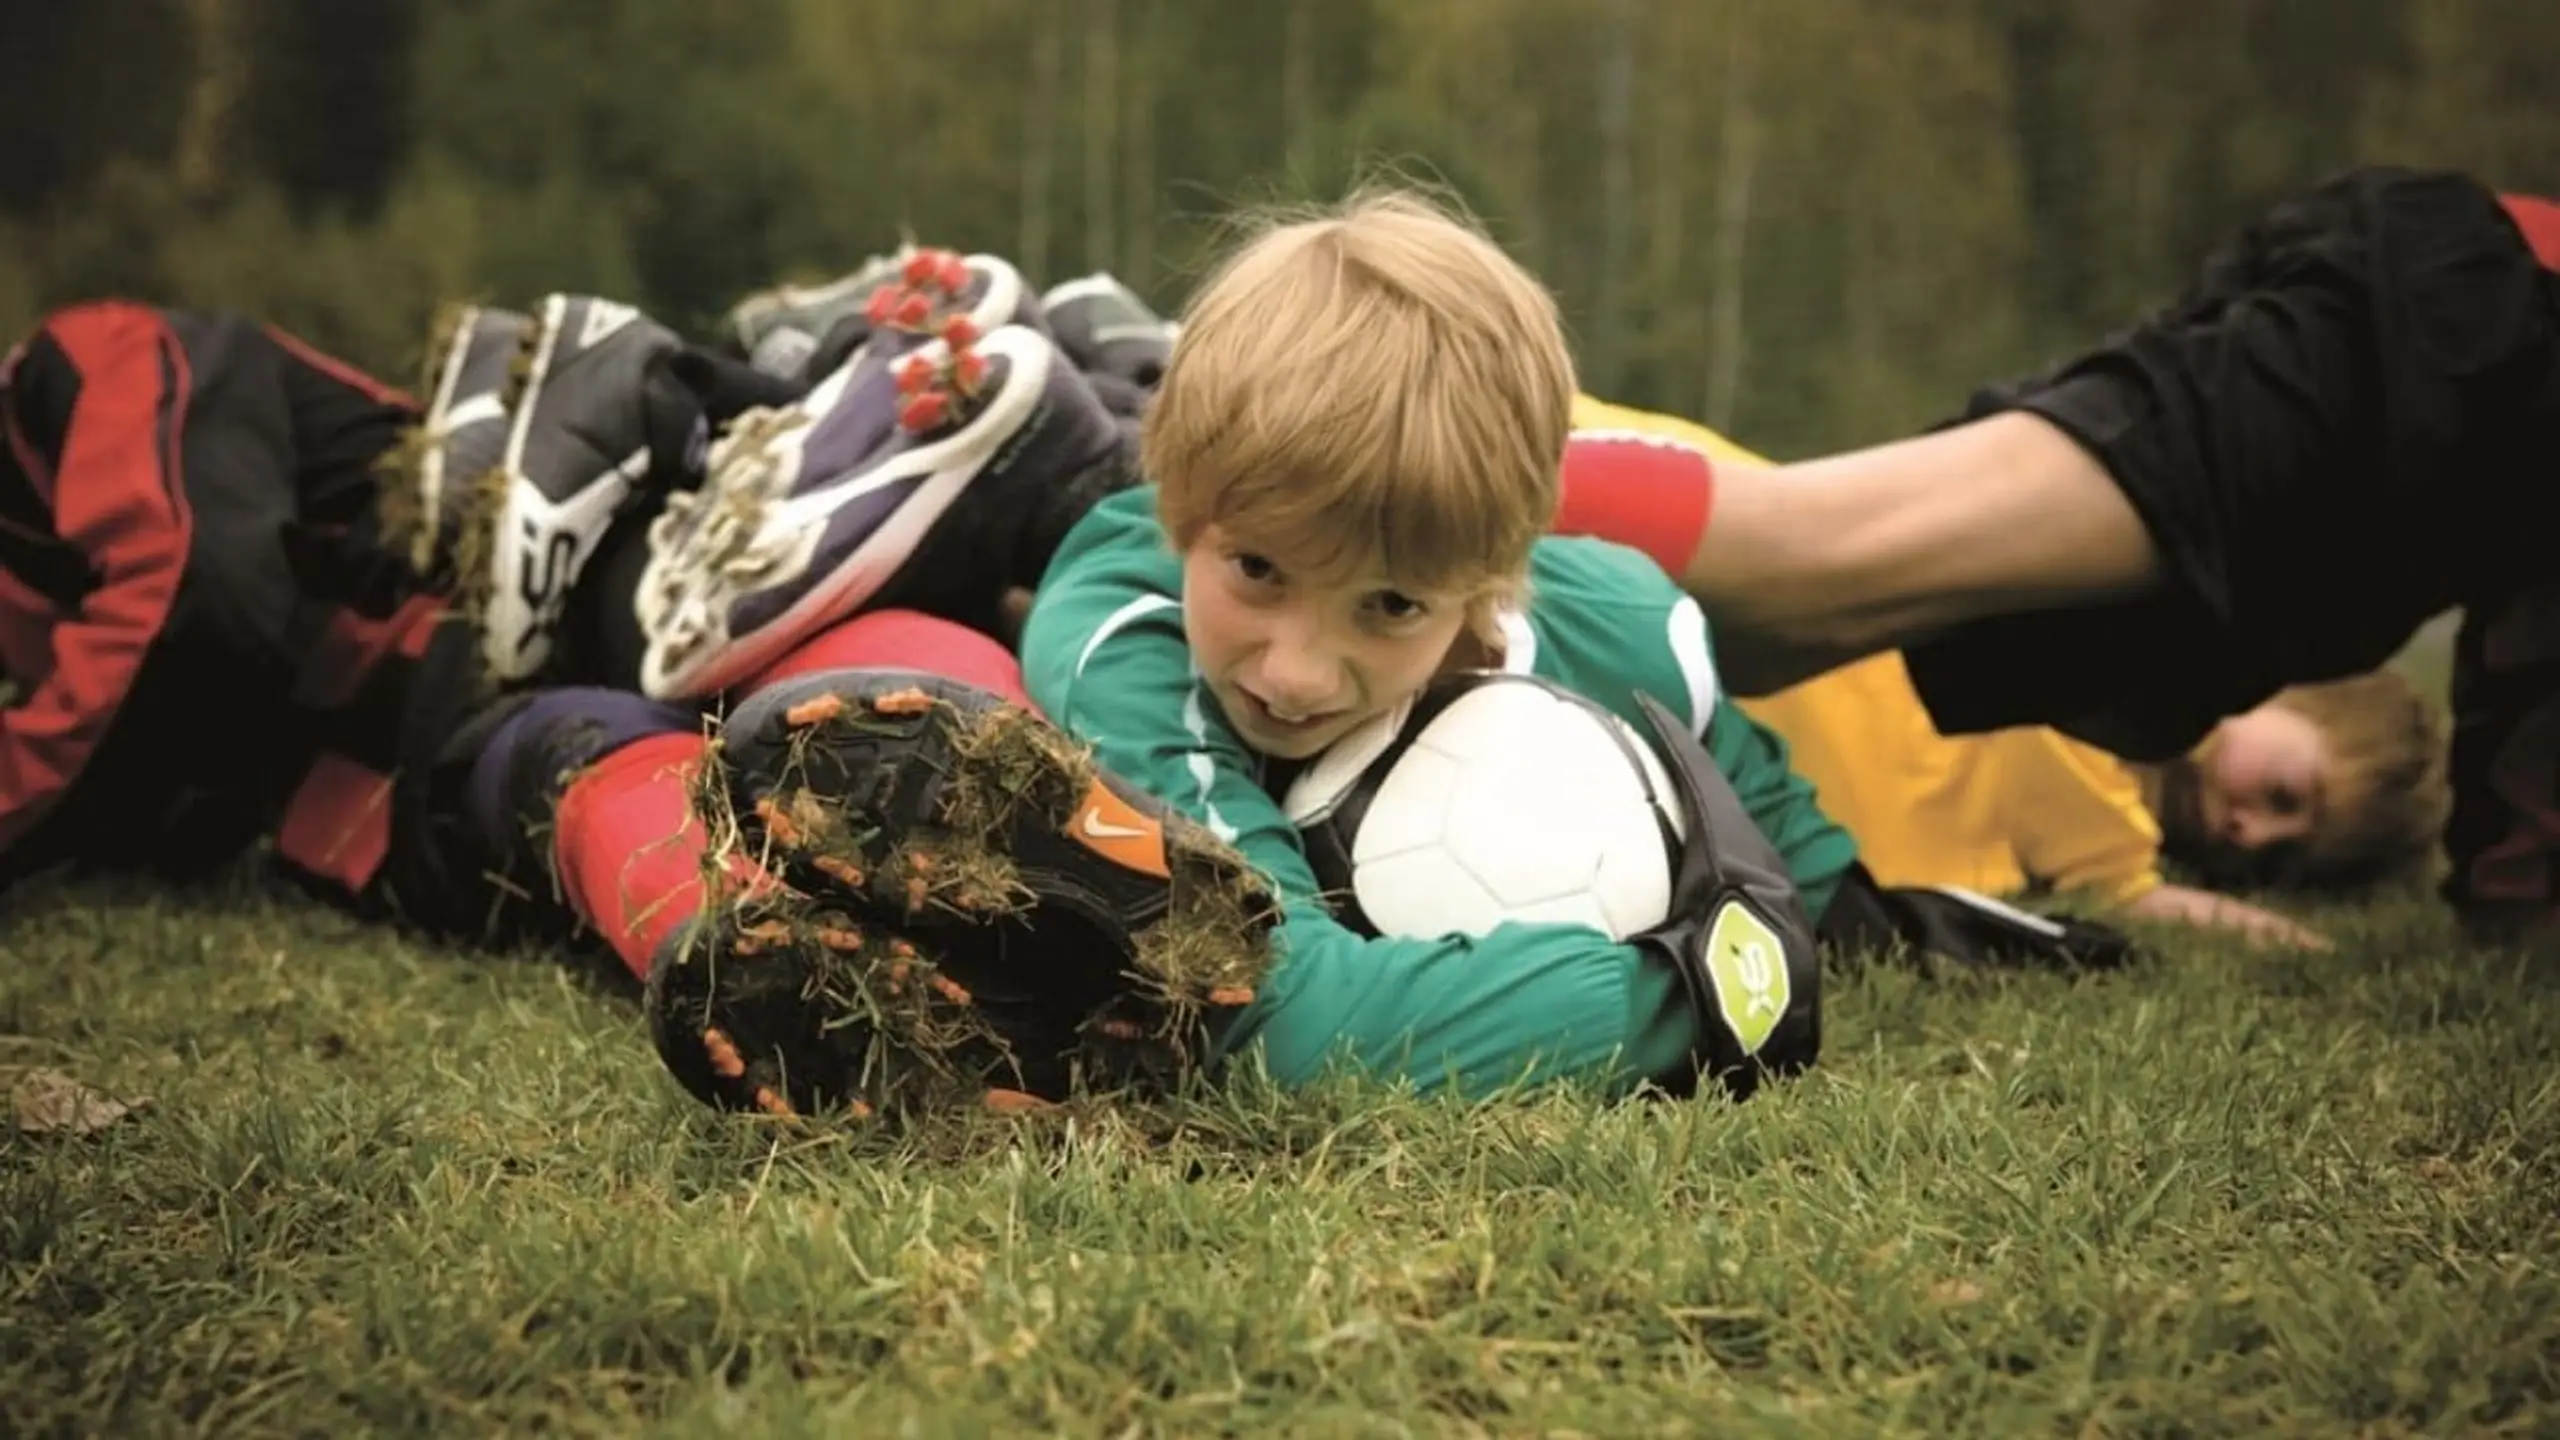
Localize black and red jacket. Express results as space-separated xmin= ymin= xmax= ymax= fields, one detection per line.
xmin=2509 ymin=193 xmax=2560 ymax=268
xmin=1 ymin=301 xmax=444 ymax=895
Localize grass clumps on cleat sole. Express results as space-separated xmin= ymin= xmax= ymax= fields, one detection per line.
xmin=654 ymin=668 xmax=1278 ymax=1121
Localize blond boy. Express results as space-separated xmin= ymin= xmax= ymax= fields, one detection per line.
xmin=1012 ymin=191 xmax=1851 ymax=1097
xmin=632 ymin=189 xmax=1853 ymax=1111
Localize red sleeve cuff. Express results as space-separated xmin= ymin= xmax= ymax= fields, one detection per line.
xmin=1554 ymin=429 xmax=1716 ymax=578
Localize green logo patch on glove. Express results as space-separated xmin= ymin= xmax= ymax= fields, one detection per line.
xmin=1704 ymin=899 xmax=1791 ymax=1056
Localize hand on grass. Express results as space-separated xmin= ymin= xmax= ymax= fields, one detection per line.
xmin=2123 ymin=882 xmax=2333 ymax=952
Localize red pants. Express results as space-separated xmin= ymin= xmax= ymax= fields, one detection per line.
xmin=551 ymin=609 xmax=1033 ymax=980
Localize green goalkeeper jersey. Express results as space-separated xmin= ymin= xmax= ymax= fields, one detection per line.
xmin=1019 ymin=486 xmax=1855 ymax=1099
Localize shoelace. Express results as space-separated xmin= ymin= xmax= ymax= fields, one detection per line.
xmin=644 ymin=408 xmax=810 ymax=650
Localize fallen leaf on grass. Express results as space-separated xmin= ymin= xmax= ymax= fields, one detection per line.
xmin=12 ymin=1067 xmax=149 ymax=1135
xmin=1928 ymin=1278 xmax=1985 ymax=1306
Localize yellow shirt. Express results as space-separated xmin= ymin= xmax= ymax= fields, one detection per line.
xmin=1568 ymin=395 xmax=2165 ymax=905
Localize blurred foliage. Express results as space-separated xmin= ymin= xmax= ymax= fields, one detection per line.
xmin=4 ymin=0 xmax=2553 ymax=453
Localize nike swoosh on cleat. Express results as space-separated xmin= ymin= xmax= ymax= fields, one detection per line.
xmin=1079 ymin=807 xmax=1150 ymax=841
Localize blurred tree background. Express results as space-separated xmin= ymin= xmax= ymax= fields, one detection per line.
xmin=2 ymin=0 xmax=2551 ymax=457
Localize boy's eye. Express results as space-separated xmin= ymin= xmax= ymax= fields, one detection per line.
xmin=2256 ymin=779 xmax=2308 ymax=816
xmin=1367 ymin=591 xmax=1429 ymax=622
xmin=1232 ymin=552 xmax=1280 ymax=584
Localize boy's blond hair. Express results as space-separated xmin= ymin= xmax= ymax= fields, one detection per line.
xmin=1143 ymin=186 xmax=1575 ymax=610
xmin=2272 ymin=671 xmax=2452 ymax=889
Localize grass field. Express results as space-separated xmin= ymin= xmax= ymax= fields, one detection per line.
xmin=4 ymin=864 xmax=2555 ymax=1438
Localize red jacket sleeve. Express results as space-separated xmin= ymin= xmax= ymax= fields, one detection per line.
xmin=0 ymin=304 xmax=195 ymax=854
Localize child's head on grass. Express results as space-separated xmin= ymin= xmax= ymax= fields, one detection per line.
xmin=1144 ymin=184 xmax=1575 ymax=758
xmin=2153 ymin=670 xmax=2452 ymax=892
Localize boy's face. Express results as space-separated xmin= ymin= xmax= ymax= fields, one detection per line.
xmin=2156 ymin=702 xmax=2330 ymax=879
xmin=1180 ymin=523 xmax=1482 ymax=760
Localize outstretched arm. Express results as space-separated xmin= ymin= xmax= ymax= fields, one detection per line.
xmin=1553 ymin=411 xmax=2161 ymax=700
xmin=1685 ymin=414 xmax=2162 ymax=696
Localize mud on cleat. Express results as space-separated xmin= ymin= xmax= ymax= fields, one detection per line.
xmin=481 ymin=293 xmax=694 ymax=685
xmin=377 ymin=303 xmax=535 ymax=581
xmin=797 ymin=248 xmax=1048 ymax=383
xmin=644 ymin=668 xmax=1276 ymax=1118
xmin=634 ymin=322 xmax=1123 ymax=701
xmin=722 ymin=248 xmax=915 ymax=385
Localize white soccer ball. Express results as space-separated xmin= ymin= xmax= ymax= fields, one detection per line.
xmin=1282 ymin=672 xmax=1688 ymax=941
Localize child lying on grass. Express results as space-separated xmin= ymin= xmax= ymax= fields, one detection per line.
xmin=1564 ymin=397 xmax=2453 ymax=951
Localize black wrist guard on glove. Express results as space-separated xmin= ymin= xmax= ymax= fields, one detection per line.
xmin=1624 ymin=693 xmax=1824 ymax=1102
xmin=1819 ymin=863 xmax=2142 ymax=971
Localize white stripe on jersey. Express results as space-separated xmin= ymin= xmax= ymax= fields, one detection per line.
xmin=1181 ymin=679 xmax=1240 ymax=843
xmin=1667 ymin=595 xmax=1721 ymax=735
xmin=1066 ymin=591 xmax=1240 ymax=844
xmin=1073 ymin=594 xmax=1179 ymax=679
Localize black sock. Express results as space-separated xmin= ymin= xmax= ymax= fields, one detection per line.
xmin=1010 ymin=436 xmax=1145 ymax=593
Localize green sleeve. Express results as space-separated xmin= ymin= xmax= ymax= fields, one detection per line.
xmin=1702 ymin=699 xmax=1858 ymax=920
xmin=1023 ymin=591 xmax=1697 ymax=1099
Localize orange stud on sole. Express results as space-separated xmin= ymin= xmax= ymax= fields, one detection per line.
xmin=783 ymin=693 xmax=848 ymax=728
xmin=754 ymin=796 xmax=805 ymax=847
xmin=703 ymin=1027 xmax=749 ymax=1080
xmin=734 ymin=918 xmax=793 ymax=955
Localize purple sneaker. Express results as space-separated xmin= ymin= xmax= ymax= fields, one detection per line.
xmin=634 ymin=323 xmax=1121 ymax=700
xmin=796 ymin=247 xmax=1048 ymax=385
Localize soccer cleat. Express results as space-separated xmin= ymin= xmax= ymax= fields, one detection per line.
xmin=721 ymin=248 xmax=915 ymax=384
xmin=796 ymin=248 xmax=1048 ymax=384
xmin=1040 ymin=272 xmax=1178 ymax=392
xmin=379 ymin=303 xmax=535 ymax=581
xmin=634 ymin=323 xmax=1123 ymax=701
xmin=481 ymin=293 xmax=688 ymax=684
xmin=644 ymin=668 xmax=1276 ymax=1118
